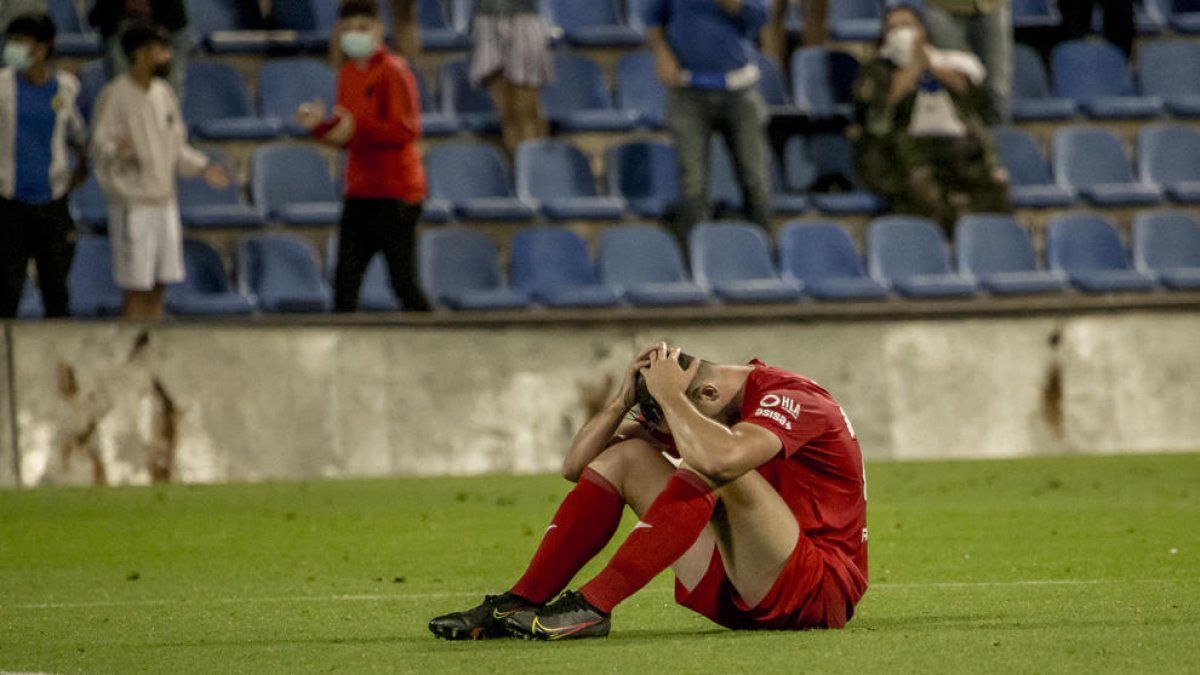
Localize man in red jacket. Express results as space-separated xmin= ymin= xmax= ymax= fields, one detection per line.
xmin=297 ymin=0 xmax=429 ymax=312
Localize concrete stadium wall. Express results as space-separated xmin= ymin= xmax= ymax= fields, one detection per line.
xmin=3 ymin=311 xmax=1198 ymax=488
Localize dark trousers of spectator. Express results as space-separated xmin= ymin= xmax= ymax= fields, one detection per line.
xmin=666 ymin=85 xmax=772 ymax=240
xmin=334 ymin=198 xmax=430 ymax=313
xmin=0 ymin=196 xmax=76 ymax=318
xmin=1059 ymin=0 xmax=1134 ymax=56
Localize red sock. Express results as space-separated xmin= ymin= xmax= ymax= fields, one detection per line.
xmin=580 ymin=469 xmax=716 ymax=613
xmin=509 ymin=467 xmax=625 ymax=605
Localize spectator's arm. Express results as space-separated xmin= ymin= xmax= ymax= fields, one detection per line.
xmin=349 ymin=68 xmax=420 ymax=147
xmin=647 ymin=26 xmax=683 ymax=86
xmin=87 ymin=87 xmax=121 ymax=166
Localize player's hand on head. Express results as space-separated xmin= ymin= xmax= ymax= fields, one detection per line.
xmin=642 ymin=345 xmax=699 ymax=403
xmin=618 ymin=343 xmax=660 ymax=410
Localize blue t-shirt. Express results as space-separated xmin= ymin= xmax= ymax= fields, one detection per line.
xmin=14 ymin=73 xmax=59 ymax=204
xmin=641 ymin=0 xmax=768 ymax=76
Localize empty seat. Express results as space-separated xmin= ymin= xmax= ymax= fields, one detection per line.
xmin=754 ymin=51 xmax=793 ymax=111
xmin=1166 ymin=0 xmax=1200 ymax=33
xmin=615 ymin=52 xmax=665 ymax=128
xmin=258 ymin=59 xmax=337 ymax=137
xmin=185 ymin=0 xmax=274 ymax=53
xmin=183 ymin=62 xmax=281 ymax=140
xmin=545 ymin=0 xmax=642 ymax=46
xmin=606 ymin=140 xmax=680 ymax=218
xmin=541 ymin=54 xmax=640 ymax=132
xmin=177 ymin=156 xmax=265 ymax=229
xmin=828 ymin=0 xmax=882 ymax=41
xmin=418 ymin=227 xmax=532 ymax=310
xmin=324 ymin=238 xmax=399 ymax=312
xmin=439 ymin=58 xmax=501 ymax=133
xmin=597 ymin=224 xmax=711 ymax=306
xmin=783 ymin=134 xmax=886 ymax=215
xmin=1053 ymin=126 xmax=1163 ymax=206
xmin=955 ymin=214 xmax=1068 ymax=294
xmin=867 ymin=216 xmax=979 ymax=298
xmin=235 ymin=233 xmax=332 ymax=313
xmin=17 ymin=278 xmax=42 ymax=319
xmin=166 ymin=239 xmax=256 ymax=315
xmin=790 ymin=48 xmax=860 ymax=121
xmin=1046 ymin=213 xmax=1158 ymax=292
xmin=1131 ymin=210 xmax=1200 ymax=289
xmin=991 ymin=128 xmax=1076 ymax=208
xmin=70 ymin=172 xmax=108 ymax=232
xmin=67 ymin=236 xmax=123 ymax=317
xmin=515 ymin=140 xmax=626 ymax=220
xmin=689 ymin=222 xmax=803 ymax=303
xmin=1011 ymin=44 xmax=1078 ymax=121
xmin=417 ymin=0 xmax=472 ymax=50
xmin=412 ymin=69 xmax=460 ymax=137
xmin=76 ymin=59 xmax=108 ymax=122
xmin=1138 ymin=39 xmax=1200 ymax=117
xmin=425 ymin=142 xmax=537 ymax=220
xmin=510 ymin=227 xmax=623 ymax=307
xmin=251 ymin=145 xmax=341 ymax=225
xmin=1139 ymin=124 xmax=1200 ymax=203
xmin=1012 ymin=0 xmax=1062 ymax=28
xmin=777 ymin=220 xmax=888 ymax=300
xmin=708 ymin=137 xmax=807 ymax=216
xmin=1050 ymin=40 xmax=1164 ymax=119
xmin=48 ymin=0 xmax=101 ymax=56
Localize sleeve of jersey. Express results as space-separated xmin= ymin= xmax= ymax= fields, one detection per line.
xmin=739 ymin=388 xmax=826 ymax=458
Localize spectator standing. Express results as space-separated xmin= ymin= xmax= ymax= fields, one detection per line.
xmin=470 ymin=0 xmax=550 ymax=154
xmin=90 ymin=23 xmax=229 ymax=320
xmin=644 ymin=0 xmax=773 ymax=240
xmin=297 ymin=0 xmax=430 ymax=313
xmin=88 ymin=0 xmax=199 ymax=98
xmin=0 ymin=12 xmax=85 ymax=318
xmin=328 ymin=0 xmax=420 ymax=68
xmin=0 ymin=0 xmax=47 ymax=32
xmin=762 ymin=0 xmax=828 ymax=65
xmin=1059 ymin=0 xmax=1134 ymax=57
xmin=924 ymin=0 xmax=1012 ymax=124
xmin=852 ymin=3 xmax=1011 ymax=234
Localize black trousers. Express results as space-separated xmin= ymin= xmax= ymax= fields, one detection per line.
xmin=334 ymin=198 xmax=430 ymax=312
xmin=1059 ymin=0 xmax=1134 ymax=57
xmin=0 ymin=196 xmax=76 ymax=318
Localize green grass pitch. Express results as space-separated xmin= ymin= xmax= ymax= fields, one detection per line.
xmin=1 ymin=453 xmax=1197 ymax=674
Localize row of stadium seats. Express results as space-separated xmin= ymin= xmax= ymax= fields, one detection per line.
xmin=19 ymin=210 xmax=1200 ymax=318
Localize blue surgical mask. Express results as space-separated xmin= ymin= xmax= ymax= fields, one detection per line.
xmin=339 ymin=31 xmax=376 ymax=59
xmin=3 ymin=43 xmax=31 ymax=71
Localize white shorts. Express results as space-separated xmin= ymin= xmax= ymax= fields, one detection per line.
xmin=108 ymin=202 xmax=185 ymax=291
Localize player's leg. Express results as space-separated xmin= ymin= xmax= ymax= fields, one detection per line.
xmin=706 ymin=470 xmax=800 ymax=608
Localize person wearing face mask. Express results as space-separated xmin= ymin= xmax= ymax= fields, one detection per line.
xmin=923 ymin=0 xmax=1012 ymax=125
xmin=89 ymin=22 xmax=230 ymax=321
xmin=88 ymin=0 xmax=199 ymax=99
xmin=296 ymin=0 xmax=430 ymax=313
xmin=0 ymin=12 xmax=86 ymax=319
xmin=851 ymin=2 xmax=1011 ymax=236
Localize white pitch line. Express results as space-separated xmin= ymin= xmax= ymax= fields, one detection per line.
xmin=3 ymin=578 xmax=1187 ymax=611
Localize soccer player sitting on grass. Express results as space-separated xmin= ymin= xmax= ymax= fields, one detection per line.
xmin=429 ymin=343 xmax=868 ymax=640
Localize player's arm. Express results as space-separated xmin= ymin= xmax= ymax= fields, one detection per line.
xmin=561 ymin=344 xmax=657 ymax=482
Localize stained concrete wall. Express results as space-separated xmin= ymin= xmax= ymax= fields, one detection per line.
xmin=0 ymin=327 xmax=15 ymax=488
xmin=4 ymin=312 xmax=1199 ymax=488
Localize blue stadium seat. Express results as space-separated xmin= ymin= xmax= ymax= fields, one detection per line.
xmin=1135 ymin=0 xmax=1170 ymax=34
xmin=439 ymin=58 xmax=501 ymax=133
xmin=76 ymin=59 xmax=108 ymax=122
xmin=235 ymin=233 xmax=332 ymax=313
xmin=70 ymin=173 xmax=108 ymax=232
xmin=412 ymin=69 xmax=460 ymax=137
xmin=1165 ymin=0 xmax=1200 ymax=33
xmin=185 ymin=0 xmax=277 ymax=53
xmin=1138 ymin=124 xmax=1200 ymax=203
xmin=177 ymin=154 xmax=265 ymax=229
xmin=783 ymin=134 xmax=886 ymax=215
xmin=689 ymin=222 xmax=803 ymax=303
xmin=425 ymin=143 xmax=537 ymax=220
xmin=542 ymin=54 xmax=640 ymax=132
xmin=258 ymin=59 xmax=337 ymax=137
xmin=708 ymin=137 xmax=807 ymax=216
xmin=324 ymin=237 xmax=400 ymax=312
xmin=1138 ymin=40 xmax=1200 ymax=117
xmin=1053 ymin=126 xmax=1163 ymax=206
xmin=991 ymin=128 xmax=1076 ymax=208
xmin=828 ymin=0 xmax=882 ymax=41
xmin=955 ymin=215 xmax=1069 ymax=295
xmin=250 ymin=145 xmax=341 ymax=226
xmin=184 ymin=62 xmax=281 ymax=140
xmin=615 ymin=52 xmax=665 ymax=128
xmin=754 ymin=51 xmax=794 ymax=112
xmin=510 ymin=227 xmax=623 ymax=307
xmin=166 ymin=239 xmax=256 ymax=315
xmin=545 ymin=0 xmax=642 ymax=47
xmin=418 ymin=0 xmax=472 ymax=50
xmin=1050 ymin=40 xmax=1164 ymax=119
xmin=866 ymin=216 xmax=979 ymax=298
xmin=515 ymin=140 xmax=626 ymax=220
xmin=1011 ymin=44 xmax=1078 ymax=121
xmin=48 ymin=0 xmax=101 ymax=57
xmin=1046 ymin=212 xmax=1158 ymax=292
xmin=1132 ymin=209 xmax=1200 ymax=289
xmin=17 ymin=278 xmax=42 ymax=319
xmin=597 ymin=224 xmax=711 ymax=306
xmin=605 ymin=140 xmax=679 ymax=218
xmin=777 ymin=220 xmax=889 ymax=300
xmin=418 ymin=227 xmax=532 ymax=310
xmin=67 ymin=236 xmax=123 ymax=317
xmin=1012 ymin=0 xmax=1062 ymax=28
xmin=790 ymin=48 xmax=860 ymax=121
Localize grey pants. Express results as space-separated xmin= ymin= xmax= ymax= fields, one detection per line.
xmin=924 ymin=4 xmax=1013 ymax=125
xmin=665 ymin=85 xmax=771 ymax=237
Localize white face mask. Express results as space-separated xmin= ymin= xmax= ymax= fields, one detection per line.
xmin=339 ymin=30 xmax=376 ymax=59
xmin=881 ymin=26 xmax=918 ymax=67
xmin=3 ymin=42 xmax=32 ymax=71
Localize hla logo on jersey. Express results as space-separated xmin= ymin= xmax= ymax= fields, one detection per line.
xmin=751 ymin=393 xmax=800 ymax=430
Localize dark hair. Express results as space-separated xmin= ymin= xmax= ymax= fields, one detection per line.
xmin=5 ymin=12 xmax=56 ymax=47
xmin=633 ymin=351 xmax=696 ymax=428
xmin=119 ymin=22 xmax=170 ymax=59
xmin=339 ymin=0 xmax=380 ymax=20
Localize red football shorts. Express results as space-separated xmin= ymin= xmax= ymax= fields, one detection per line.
xmin=674 ymin=536 xmax=854 ymax=630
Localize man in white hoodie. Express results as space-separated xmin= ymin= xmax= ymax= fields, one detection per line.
xmin=90 ymin=22 xmax=228 ymax=320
